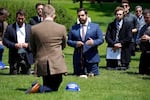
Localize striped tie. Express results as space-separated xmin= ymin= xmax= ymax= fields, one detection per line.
xmin=115 ymin=22 xmax=120 ymax=42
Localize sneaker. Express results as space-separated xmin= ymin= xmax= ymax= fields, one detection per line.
xmin=88 ymin=72 xmax=94 ymax=77
xmin=0 ymin=61 xmax=5 ymax=69
xmin=79 ymin=75 xmax=88 ymax=78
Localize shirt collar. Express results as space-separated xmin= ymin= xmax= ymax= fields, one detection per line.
xmin=44 ymin=17 xmax=53 ymax=21
xmin=80 ymin=21 xmax=88 ymax=27
xmin=16 ymin=22 xmax=25 ymax=28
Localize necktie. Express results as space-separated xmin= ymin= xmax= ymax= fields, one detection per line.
xmin=115 ymin=22 xmax=120 ymax=42
xmin=39 ymin=17 xmax=41 ymax=22
xmin=82 ymin=25 xmax=85 ymax=41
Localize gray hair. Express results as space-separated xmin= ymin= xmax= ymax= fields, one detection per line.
xmin=135 ymin=5 xmax=143 ymax=10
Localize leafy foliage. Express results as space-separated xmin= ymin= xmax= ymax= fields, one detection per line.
xmin=0 ymin=1 xmax=150 ymax=100
xmin=0 ymin=0 xmax=74 ymax=32
xmin=53 ymin=4 xmax=74 ymax=32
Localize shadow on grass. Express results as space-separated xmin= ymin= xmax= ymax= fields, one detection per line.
xmin=0 ymin=72 xmax=9 ymax=75
xmin=142 ymin=77 xmax=150 ymax=80
xmin=125 ymin=71 xmax=139 ymax=75
xmin=16 ymin=88 xmax=27 ymax=92
xmin=121 ymin=71 xmax=150 ymax=80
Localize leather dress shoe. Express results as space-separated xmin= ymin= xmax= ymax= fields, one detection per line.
xmin=25 ymin=82 xmax=41 ymax=94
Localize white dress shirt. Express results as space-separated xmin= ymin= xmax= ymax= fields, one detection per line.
xmin=16 ymin=23 xmax=26 ymax=43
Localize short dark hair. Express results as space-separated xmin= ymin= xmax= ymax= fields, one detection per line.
xmin=143 ymin=9 xmax=150 ymax=15
xmin=77 ymin=8 xmax=88 ymax=15
xmin=16 ymin=9 xmax=26 ymax=16
xmin=122 ymin=0 xmax=129 ymax=3
xmin=0 ymin=8 xmax=9 ymax=16
xmin=35 ymin=3 xmax=44 ymax=9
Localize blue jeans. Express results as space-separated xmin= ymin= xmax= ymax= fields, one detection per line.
xmin=0 ymin=45 xmax=4 ymax=61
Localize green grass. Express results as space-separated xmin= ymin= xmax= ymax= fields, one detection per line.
xmin=0 ymin=0 xmax=150 ymax=100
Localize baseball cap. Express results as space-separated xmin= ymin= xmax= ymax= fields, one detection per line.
xmin=65 ymin=82 xmax=80 ymax=91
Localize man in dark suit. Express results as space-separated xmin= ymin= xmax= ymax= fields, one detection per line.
xmin=30 ymin=4 xmax=67 ymax=92
xmin=121 ymin=0 xmax=138 ymax=56
xmin=136 ymin=9 xmax=150 ymax=75
xmin=3 ymin=9 xmax=33 ymax=75
xmin=105 ymin=6 xmax=132 ymax=70
xmin=29 ymin=3 xmax=44 ymax=25
xmin=67 ymin=8 xmax=104 ymax=76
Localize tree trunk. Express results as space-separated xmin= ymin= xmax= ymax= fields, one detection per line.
xmin=80 ymin=0 xmax=83 ymax=8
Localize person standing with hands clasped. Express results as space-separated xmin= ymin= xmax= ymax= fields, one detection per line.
xmin=67 ymin=8 xmax=104 ymax=77
xmin=30 ymin=4 xmax=67 ymax=93
xmin=136 ymin=9 xmax=150 ymax=75
xmin=3 ymin=9 xmax=33 ymax=75
xmin=105 ymin=6 xmax=132 ymax=70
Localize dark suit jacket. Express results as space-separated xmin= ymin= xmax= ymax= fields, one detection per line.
xmin=29 ymin=16 xmax=40 ymax=25
xmin=3 ymin=23 xmax=33 ymax=64
xmin=67 ymin=22 xmax=104 ymax=65
xmin=105 ymin=19 xmax=132 ymax=63
xmin=137 ymin=24 xmax=150 ymax=52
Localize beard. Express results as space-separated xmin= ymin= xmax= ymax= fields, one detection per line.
xmin=79 ymin=20 xmax=85 ymax=24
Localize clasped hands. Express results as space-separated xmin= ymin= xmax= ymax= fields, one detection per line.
xmin=112 ymin=43 xmax=122 ymax=52
xmin=76 ymin=38 xmax=94 ymax=47
xmin=141 ymin=34 xmax=150 ymax=42
xmin=15 ymin=43 xmax=28 ymax=49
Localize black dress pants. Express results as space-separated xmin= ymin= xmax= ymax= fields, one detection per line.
xmin=139 ymin=52 xmax=150 ymax=75
xmin=42 ymin=74 xmax=62 ymax=91
xmin=106 ymin=59 xmax=119 ymax=68
xmin=9 ymin=61 xmax=30 ymax=75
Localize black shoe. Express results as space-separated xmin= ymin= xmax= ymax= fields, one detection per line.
xmin=116 ymin=67 xmax=127 ymax=70
xmin=107 ymin=67 xmax=118 ymax=70
xmin=10 ymin=70 xmax=18 ymax=75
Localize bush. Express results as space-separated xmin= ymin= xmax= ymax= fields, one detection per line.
xmin=0 ymin=0 xmax=74 ymax=32
xmin=53 ymin=4 xmax=74 ymax=32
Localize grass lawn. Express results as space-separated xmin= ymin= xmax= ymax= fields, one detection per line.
xmin=0 ymin=0 xmax=150 ymax=100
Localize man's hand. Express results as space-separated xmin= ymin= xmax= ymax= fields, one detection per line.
xmin=141 ymin=34 xmax=150 ymax=42
xmin=85 ymin=38 xmax=94 ymax=46
xmin=15 ymin=43 xmax=22 ymax=49
xmin=22 ymin=43 xmax=28 ymax=48
xmin=0 ymin=41 xmax=3 ymax=45
xmin=112 ymin=43 xmax=122 ymax=52
xmin=132 ymin=28 xmax=137 ymax=33
xmin=76 ymin=41 xmax=84 ymax=47
xmin=15 ymin=43 xmax=28 ymax=49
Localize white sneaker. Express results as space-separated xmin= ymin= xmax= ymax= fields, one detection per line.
xmin=79 ymin=75 xmax=88 ymax=78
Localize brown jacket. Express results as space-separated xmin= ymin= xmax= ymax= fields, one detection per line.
xmin=0 ymin=21 xmax=8 ymax=41
xmin=30 ymin=20 xmax=67 ymax=76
